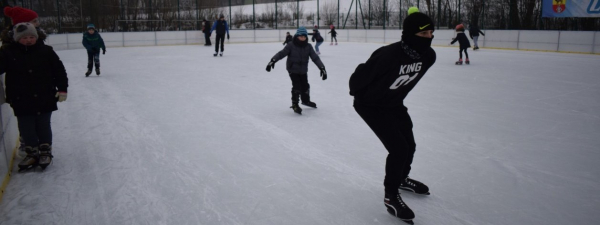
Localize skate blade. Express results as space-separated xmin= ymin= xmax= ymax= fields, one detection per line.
xmin=301 ymin=103 xmax=317 ymax=108
xmin=401 ymin=219 xmax=414 ymax=225
xmin=18 ymin=165 xmax=38 ymax=173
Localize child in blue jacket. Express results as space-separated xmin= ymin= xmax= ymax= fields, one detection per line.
xmin=82 ymin=24 xmax=106 ymax=76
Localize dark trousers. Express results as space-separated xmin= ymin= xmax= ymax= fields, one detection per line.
xmin=17 ymin=112 xmax=53 ymax=147
xmin=288 ymin=73 xmax=311 ymax=104
xmin=354 ymin=104 xmax=416 ymax=195
xmin=215 ymin=34 xmax=225 ymax=52
xmin=204 ymin=32 xmax=211 ymax=45
xmin=459 ymin=48 xmax=469 ymax=59
xmin=331 ymin=36 xmax=337 ymax=42
xmin=87 ymin=51 xmax=100 ymax=70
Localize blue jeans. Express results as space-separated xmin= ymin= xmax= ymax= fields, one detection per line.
xmin=315 ymin=41 xmax=323 ymax=52
xmin=17 ymin=112 xmax=53 ymax=147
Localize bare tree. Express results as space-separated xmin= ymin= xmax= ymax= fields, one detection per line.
xmin=320 ymin=0 xmax=337 ymax=26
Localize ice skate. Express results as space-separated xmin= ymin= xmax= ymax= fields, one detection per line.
xmin=290 ymin=103 xmax=302 ymax=115
xmin=95 ymin=68 xmax=100 ymax=75
xmin=85 ymin=69 xmax=92 ymax=77
xmin=219 ymin=52 xmax=223 ymax=57
xmin=455 ymin=59 xmax=463 ymax=65
xmin=17 ymin=137 xmax=27 ymax=157
xmin=330 ymin=42 xmax=333 ymax=45
xmin=213 ymin=52 xmax=218 ymax=57
xmin=474 ymin=46 xmax=479 ymax=50
xmin=399 ymin=177 xmax=430 ymax=195
xmin=384 ymin=193 xmax=415 ymax=224
xmin=465 ymin=59 xmax=470 ymax=65
xmin=335 ymin=42 xmax=338 ymax=45
xmin=38 ymin=144 xmax=53 ymax=170
xmin=18 ymin=146 xmax=39 ymax=172
xmin=301 ymin=101 xmax=317 ymax=108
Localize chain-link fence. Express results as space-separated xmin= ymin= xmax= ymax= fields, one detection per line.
xmin=1 ymin=0 xmax=599 ymax=34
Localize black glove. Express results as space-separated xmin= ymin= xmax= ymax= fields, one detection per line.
xmin=266 ymin=59 xmax=276 ymax=72
xmin=103 ymin=49 xmax=106 ymax=55
xmin=320 ymin=67 xmax=327 ymax=80
xmin=227 ymin=34 xmax=230 ymax=40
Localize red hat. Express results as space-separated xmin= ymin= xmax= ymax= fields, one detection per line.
xmin=455 ymin=24 xmax=465 ymax=31
xmin=4 ymin=6 xmax=38 ymax=25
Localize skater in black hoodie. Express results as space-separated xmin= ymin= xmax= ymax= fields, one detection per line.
xmin=349 ymin=7 xmax=435 ymax=224
xmin=266 ymin=27 xmax=327 ymax=115
xmin=450 ymin=24 xmax=471 ymax=65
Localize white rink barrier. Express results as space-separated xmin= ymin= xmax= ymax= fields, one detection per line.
xmin=0 ymin=74 xmax=20 ymax=201
xmin=47 ymin=29 xmax=600 ymax=54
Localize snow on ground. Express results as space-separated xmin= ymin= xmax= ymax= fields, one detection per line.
xmin=1 ymin=41 xmax=599 ymax=225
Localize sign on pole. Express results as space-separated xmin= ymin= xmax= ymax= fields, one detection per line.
xmin=542 ymin=0 xmax=600 ymax=17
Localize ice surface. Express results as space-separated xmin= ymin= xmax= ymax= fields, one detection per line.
xmin=1 ymin=42 xmax=599 ymax=225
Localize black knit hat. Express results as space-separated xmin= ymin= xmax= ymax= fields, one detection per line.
xmin=402 ymin=12 xmax=434 ymax=36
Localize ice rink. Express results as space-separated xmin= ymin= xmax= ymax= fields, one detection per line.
xmin=1 ymin=41 xmax=599 ymax=225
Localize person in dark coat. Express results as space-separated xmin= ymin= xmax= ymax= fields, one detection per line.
xmin=1 ymin=6 xmax=46 ymax=50
xmin=450 ymin=24 xmax=471 ymax=64
xmin=0 ymin=22 xmax=68 ymax=171
xmin=209 ymin=14 xmax=230 ymax=56
xmin=283 ymin=32 xmax=292 ymax=45
xmin=1 ymin=6 xmax=48 ymax=157
xmin=82 ymin=23 xmax=106 ymax=76
xmin=328 ymin=24 xmax=337 ymax=45
xmin=266 ymin=27 xmax=327 ymax=115
xmin=202 ymin=19 xmax=212 ymax=46
xmin=308 ymin=25 xmax=324 ymax=54
xmin=349 ymin=7 xmax=435 ymax=224
xmin=468 ymin=24 xmax=485 ymax=49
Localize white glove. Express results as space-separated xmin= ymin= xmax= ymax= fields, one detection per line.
xmin=55 ymin=92 xmax=67 ymax=102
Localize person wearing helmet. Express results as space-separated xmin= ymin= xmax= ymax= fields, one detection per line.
xmin=451 ymin=24 xmax=471 ymax=65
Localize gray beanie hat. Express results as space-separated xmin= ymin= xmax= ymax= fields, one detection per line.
xmin=13 ymin=22 xmax=38 ymax=42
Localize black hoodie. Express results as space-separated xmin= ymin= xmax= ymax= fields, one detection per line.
xmin=349 ymin=41 xmax=436 ymax=107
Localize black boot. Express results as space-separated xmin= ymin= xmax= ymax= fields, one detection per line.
xmin=18 ymin=146 xmax=39 ymax=171
xmin=38 ymin=144 xmax=53 ymax=170
xmin=399 ymin=177 xmax=430 ymax=195
xmin=301 ymin=102 xmax=317 ymax=108
xmin=384 ymin=193 xmax=415 ymax=223
xmin=290 ymin=103 xmax=302 ymax=114
xmin=85 ymin=69 xmax=92 ymax=77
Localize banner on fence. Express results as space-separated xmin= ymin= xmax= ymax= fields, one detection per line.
xmin=542 ymin=0 xmax=600 ymax=17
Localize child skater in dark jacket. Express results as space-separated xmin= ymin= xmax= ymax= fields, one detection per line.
xmin=283 ymin=32 xmax=292 ymax=45
xmin=0 ymin=23 xmax=69 ymax=171
xmin=328 ymin=24 xmax=337 ymax=45
xmin=349 ymin=7 xmax=435 ymax=224
xmin=266 ymin=27 xmax=327 ymax=115
xmin=82 ymin=23 xmax=106 ymax=76
xmin=450 ymin=24 xmax=471 ymax=65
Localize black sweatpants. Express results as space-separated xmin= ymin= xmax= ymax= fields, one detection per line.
xmin=87 ymin=51 xmax=100 ymax=70
xmin=354 ymin=104 xmax=416 ymax=195
xmin=17 ymin=112 xmax=53 ymax=147
xmin=288 ymin=73 xmax=311 ymax=104
xmin=204 ymin=32 xmax=211 ymax=45
xmin=215 ymin=34 xmax=225 ymax=52
xmin=459 ymin=48 xmax=469 ymax=59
